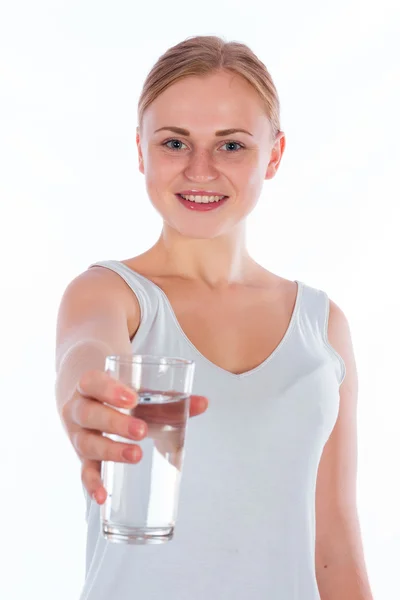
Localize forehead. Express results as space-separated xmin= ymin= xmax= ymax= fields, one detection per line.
xmin=143 ymin=70 xmax=269 ymax=136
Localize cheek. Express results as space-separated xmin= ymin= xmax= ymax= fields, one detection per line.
xmin=246 ymin=166 xmax=262 ymax=188
xmin=143 ymin=155 xmax=180 ymax=206
xmin=145 ymin=151 xmax=182 ymax=184
xmin=231 ymin=157 xmax=265 ymax=193
xmin=248 ymin=151 xmax=271 ymax=188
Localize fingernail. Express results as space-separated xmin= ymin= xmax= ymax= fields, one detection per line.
xmin=137 ymin=423 xmax=146 ymax=437
xmin=120 ymin=390 xmax=136 ymax=405
xmin=123 ymin=446 xmax=140 ymax=462
xmin=129 ymin=421 xmax=146 ymax=438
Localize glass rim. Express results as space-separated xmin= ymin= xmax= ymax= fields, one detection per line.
xmin=105 ymin=354 xmax=194 ymax=367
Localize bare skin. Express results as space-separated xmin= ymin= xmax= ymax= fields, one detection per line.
xmin=124 ymin=68 xmax=291 ymax=376
xmin=56 ymin=69 xmax=289 ymax=504
xmin=56 ymin=67 xmax=373 ymax=597
xmin=120 ymin=256 xmax=297 ymax=376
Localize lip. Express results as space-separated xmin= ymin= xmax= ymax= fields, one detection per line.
xmin=178 ymin=190 xmax=228 ymax=197
xmin=175 ymin=193 xmax=229 ymax=212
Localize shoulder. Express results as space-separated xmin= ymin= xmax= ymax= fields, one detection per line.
xmin=326 ymin=298 xmax=353 ymax=353
xmin=288 ymin=278 xmax=354 ymax=385
xmin=326 ymin=297 xmax=357 ymax=389
xmin=298 ymin=280 xmax=355 ymax=382
xmin=66 ymin=264 xmax=141 ymax=339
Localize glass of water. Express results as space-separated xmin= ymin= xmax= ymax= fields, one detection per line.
xmin=100 ymin=354 xmax=195 ymax=545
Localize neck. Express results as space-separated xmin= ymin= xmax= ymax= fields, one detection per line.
xmin=146 ymin=223 xmax=257 ymax=289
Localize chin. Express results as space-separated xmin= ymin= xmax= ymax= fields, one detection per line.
xmin=150 ymin=195 xmax=248 ymax=239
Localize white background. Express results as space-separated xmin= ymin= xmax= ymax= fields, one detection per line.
xmin=1 ymin=1 xmax=399 ymax=598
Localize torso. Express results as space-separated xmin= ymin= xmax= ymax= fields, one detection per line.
xmin=98 ymin=255 xmax=299 ymax=376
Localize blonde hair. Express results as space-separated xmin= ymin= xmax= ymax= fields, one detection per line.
xmin=137 ymin=35 xmax=281 ymax=138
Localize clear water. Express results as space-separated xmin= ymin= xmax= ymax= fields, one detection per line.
xmin=101 ymin=392 xmax=189 ymax=544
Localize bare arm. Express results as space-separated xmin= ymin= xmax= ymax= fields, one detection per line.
xmin=55 ymin=267 xmax=136 ymax=416
xmin=55 ymin=266 xmax=143 ymax=502
xmin=55 ymin=266 xmax=208 ymax=504
xmin=315 ymin=299 xmax=373 ymax=599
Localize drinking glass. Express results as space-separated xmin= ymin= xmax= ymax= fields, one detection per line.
xmin=100 ymin=354 xmax=195 ymax=545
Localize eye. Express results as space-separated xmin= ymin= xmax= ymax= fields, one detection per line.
xmin=163 ymin=139 xmax=188 ymax=151
xmin=162 ymin=139 xmax=245 ymax=152
xmin=220 ymin=141 xmax=245 ymax=152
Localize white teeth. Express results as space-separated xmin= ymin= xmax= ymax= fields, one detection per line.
xmin=180 ymin=194 xmax=225 ymax=203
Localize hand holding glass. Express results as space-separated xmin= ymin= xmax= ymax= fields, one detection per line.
xmin=101 ymin=355 xmax=195 ymax=545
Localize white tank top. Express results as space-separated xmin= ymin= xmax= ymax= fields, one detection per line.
xmin=79 ymin=259 xmax=346 ymax=600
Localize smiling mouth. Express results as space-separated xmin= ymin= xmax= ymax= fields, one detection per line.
xmin=176 ymin=193 xmax=228 ymax=204
xmin=175 ymin=193 xmax=230 ymax=212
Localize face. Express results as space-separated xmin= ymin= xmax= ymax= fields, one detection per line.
xmin=136 ymin=69 xmax=285 ymax=239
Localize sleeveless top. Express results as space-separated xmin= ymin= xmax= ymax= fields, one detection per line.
xmin=79 ymin=259 xmax=346 ymax=600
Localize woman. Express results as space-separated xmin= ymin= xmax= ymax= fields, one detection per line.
xmin=55 ymin=36 xmax=373 ymax=599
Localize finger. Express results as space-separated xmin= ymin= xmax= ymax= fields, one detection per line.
xmin=189 ymin=395 xmax=208 ymax=418
xmin=77 ymin=369 xmax=138 ymax=408
xmin=71 ymin=396 xmax=147 ymax=440
xmin=73 ymin=430 xmax=143 ymax=464
xmin=81 ymin=459 xmax=107 ymax=504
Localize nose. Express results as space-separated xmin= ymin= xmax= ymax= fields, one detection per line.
xmin=183 ymin=149 xmax=219 ymax=182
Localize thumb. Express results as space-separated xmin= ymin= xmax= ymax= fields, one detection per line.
xmin=189 ymin=395 xmax=208 ymax=418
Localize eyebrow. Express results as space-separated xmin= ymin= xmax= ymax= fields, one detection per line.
xmin=153 ymin=126 xmax=253 ymax=137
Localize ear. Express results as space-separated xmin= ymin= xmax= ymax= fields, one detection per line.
xmin=265 ymin=131 xmax=286 ymax=180
xmin=136 ymin=127 xmax=144 ymax=174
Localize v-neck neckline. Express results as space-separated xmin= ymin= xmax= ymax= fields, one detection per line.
xmin=118 ymin=261 xmax=303 ymax=380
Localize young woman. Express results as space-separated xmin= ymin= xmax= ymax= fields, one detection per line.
xmin=55 ymin=35 xmax=373 ymax=599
